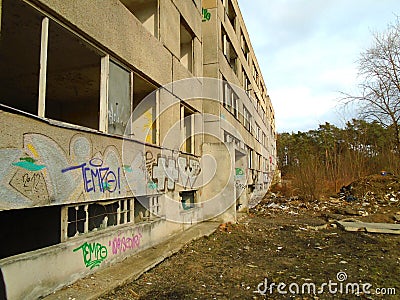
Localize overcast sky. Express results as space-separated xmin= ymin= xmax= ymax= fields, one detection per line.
xmin=237 ymin=0 xmax=400 ymax=133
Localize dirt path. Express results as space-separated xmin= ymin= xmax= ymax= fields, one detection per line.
xmin=100 ymin=196 xmax=400 ymax=299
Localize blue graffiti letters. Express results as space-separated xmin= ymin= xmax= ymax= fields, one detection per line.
xmin=62 ymin=158 xmax=120 ymax=194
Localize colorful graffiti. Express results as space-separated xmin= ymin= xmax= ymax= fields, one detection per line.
xmin=0 ymin=132 xmax=201 ymax=210
xmin=61 ymin=158 xmax=121 ymax=194
xmin=12 ymin=156 xmax=45 ymax=171
xmin=108 ymin=231 xmax=142 ymax=255
xmin=73 ymin=242 xmax=108 ymax=269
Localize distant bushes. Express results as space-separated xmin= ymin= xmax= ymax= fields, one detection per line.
xmin=277 ymin=120 xmax=400 ymax=200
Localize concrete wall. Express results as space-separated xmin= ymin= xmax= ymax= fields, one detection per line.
xmin=0 ymin=110 xmax=201 ymax=210
xmin=0 ymin=217 xmax=180 ymax=300
xmin=201 ymin=142 xmax=236 ymax=223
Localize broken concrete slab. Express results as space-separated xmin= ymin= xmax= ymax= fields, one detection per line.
xmin=337 ymin=219 xmax=400 ymax=234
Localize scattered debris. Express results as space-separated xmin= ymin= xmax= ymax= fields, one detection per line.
xmin=219 ymin=222 xmax=233 ymax=232
xmin=306 ymin=223 xmax=337 ymax=231
xmin=338 ymin=174 xmax=400 ymax=204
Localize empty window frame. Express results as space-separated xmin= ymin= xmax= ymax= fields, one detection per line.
xmin=261 ymin=107 xmax=266 ymax=123
xmin=232 ymin=91 xmax=239 ymax=119
xmin=181 ymin=104 xmax=195 ymax=154
xmin=228 ymin=45 xmax=238 ymax=74
xmin=223 ymin=82 xmax=239 ymax=119
xmin=224 ymin=131 xmax=239 ymax=147
xmin=252 ymin=62 xmax=259 ymax=83
xmin=180 ymin=18 xmax=194 ymax=73
xmin=248 ymin=148 xmax=253 ymax=169
xmin=0 ymin=0 xmax=161 ymax=138
xmin=222 ymin=28 xmax=228 ymax=57
xmin=257 ymin=153 xmax=261 ymax=170
xmin=45 ymin=19 xmax=102 ymax=129
xmin=63 ymin=199 xmax=133 ymax=241
xmin=224 ymin=0 xmax=236 ymax=30
xmin=221 ymin=28 xmax=237 ymax=74
xmin=243 ymin=73 xmax=251 ymax=95
xmin=255 ymin=123 xmax=260 ymax=141
xmin=120 ymin=0 xmax=159 ymax=38
xmin=0 ymin=0 xmax=44 ymax=115
xmin=131 ymin=73 xmax=159 ymax=144
xmin=0 ymin=0 xmax=103 ymax=128
xmin=222 ymin=81 xmax=231 ymax=108
xmin=243 ymin=106 xmax=251 ymax=132
xmin=0 ymin=206 xmax=61 ymax=259
xmin=134 ymin=195 xmax=161 ymax=223
xmin=240 ymin=31 xmax=250 ymax=64
xmin=180 ymin=191 xmax=195 ymax=210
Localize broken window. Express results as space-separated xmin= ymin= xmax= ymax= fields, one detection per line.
xmin=0 ymin=206 xmax=61 ymax=259
xmin=64 ymin=199 xmax=133 ymax=241
xmin=180 ymin=18 xmax=194 ymax=73
xmin=134 ymin=196 xmax=161 ymax=223
xmin=120 ymin=0 xmax=159 ymax=38
xmin=108 ymin=61 xmax=132 ymax=135
xmin=0 ymin=0 xmax=43 ymax=115
xmin=180 ymin=191 xmax=195 ymax=210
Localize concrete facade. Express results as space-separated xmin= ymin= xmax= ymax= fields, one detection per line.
xmin=0 ymin=0 xmax=276 ymax=299
xmin=202 ymin=0 xmax=277 ymax=209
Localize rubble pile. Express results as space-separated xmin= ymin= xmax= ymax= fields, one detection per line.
xmin=339 ymin=174 xmax=400 ymax=204
xmin=255 ymin=173 xmax=400 ymax=224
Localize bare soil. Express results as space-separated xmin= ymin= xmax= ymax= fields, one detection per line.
xmin=100 ymin=175 xmax=400 ymax=299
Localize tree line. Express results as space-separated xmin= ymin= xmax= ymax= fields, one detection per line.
xmin=277 ymin=120 xmax=399 ymax=200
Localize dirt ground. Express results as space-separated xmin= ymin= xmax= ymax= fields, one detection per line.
xmin=100 ymin=175 xmax=400 ymax=299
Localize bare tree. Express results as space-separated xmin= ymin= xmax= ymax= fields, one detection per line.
xmin=344 ymin=17 xmax=400 ymax=153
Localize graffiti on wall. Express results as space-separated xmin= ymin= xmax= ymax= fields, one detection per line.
xmin=74 ymin=229 xmax=143 ymax=269
xmin=202 ymin=8 xmax=211 ymax=22
xmin=0 ymin=133 xmax=201 ymax=210
xmin=61 ymin=158 xmax=121 ymax=194
xmin=9 ymin=170 xmax=49 ymax=204
xmin=108 ymin=231 xmax=142 ymax=255
xmin=73 ymin=242 xmax=108 ymax=269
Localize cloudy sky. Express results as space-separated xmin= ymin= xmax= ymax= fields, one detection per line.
xmin=237 ymin=0 xmax=400 ymax=133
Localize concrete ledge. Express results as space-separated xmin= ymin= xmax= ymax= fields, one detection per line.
xmin=44 ymin=221 xmax=220 ymax=300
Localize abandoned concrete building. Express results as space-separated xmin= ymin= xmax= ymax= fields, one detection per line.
xmin=0 ymin=0 xmax=276 ymax=298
